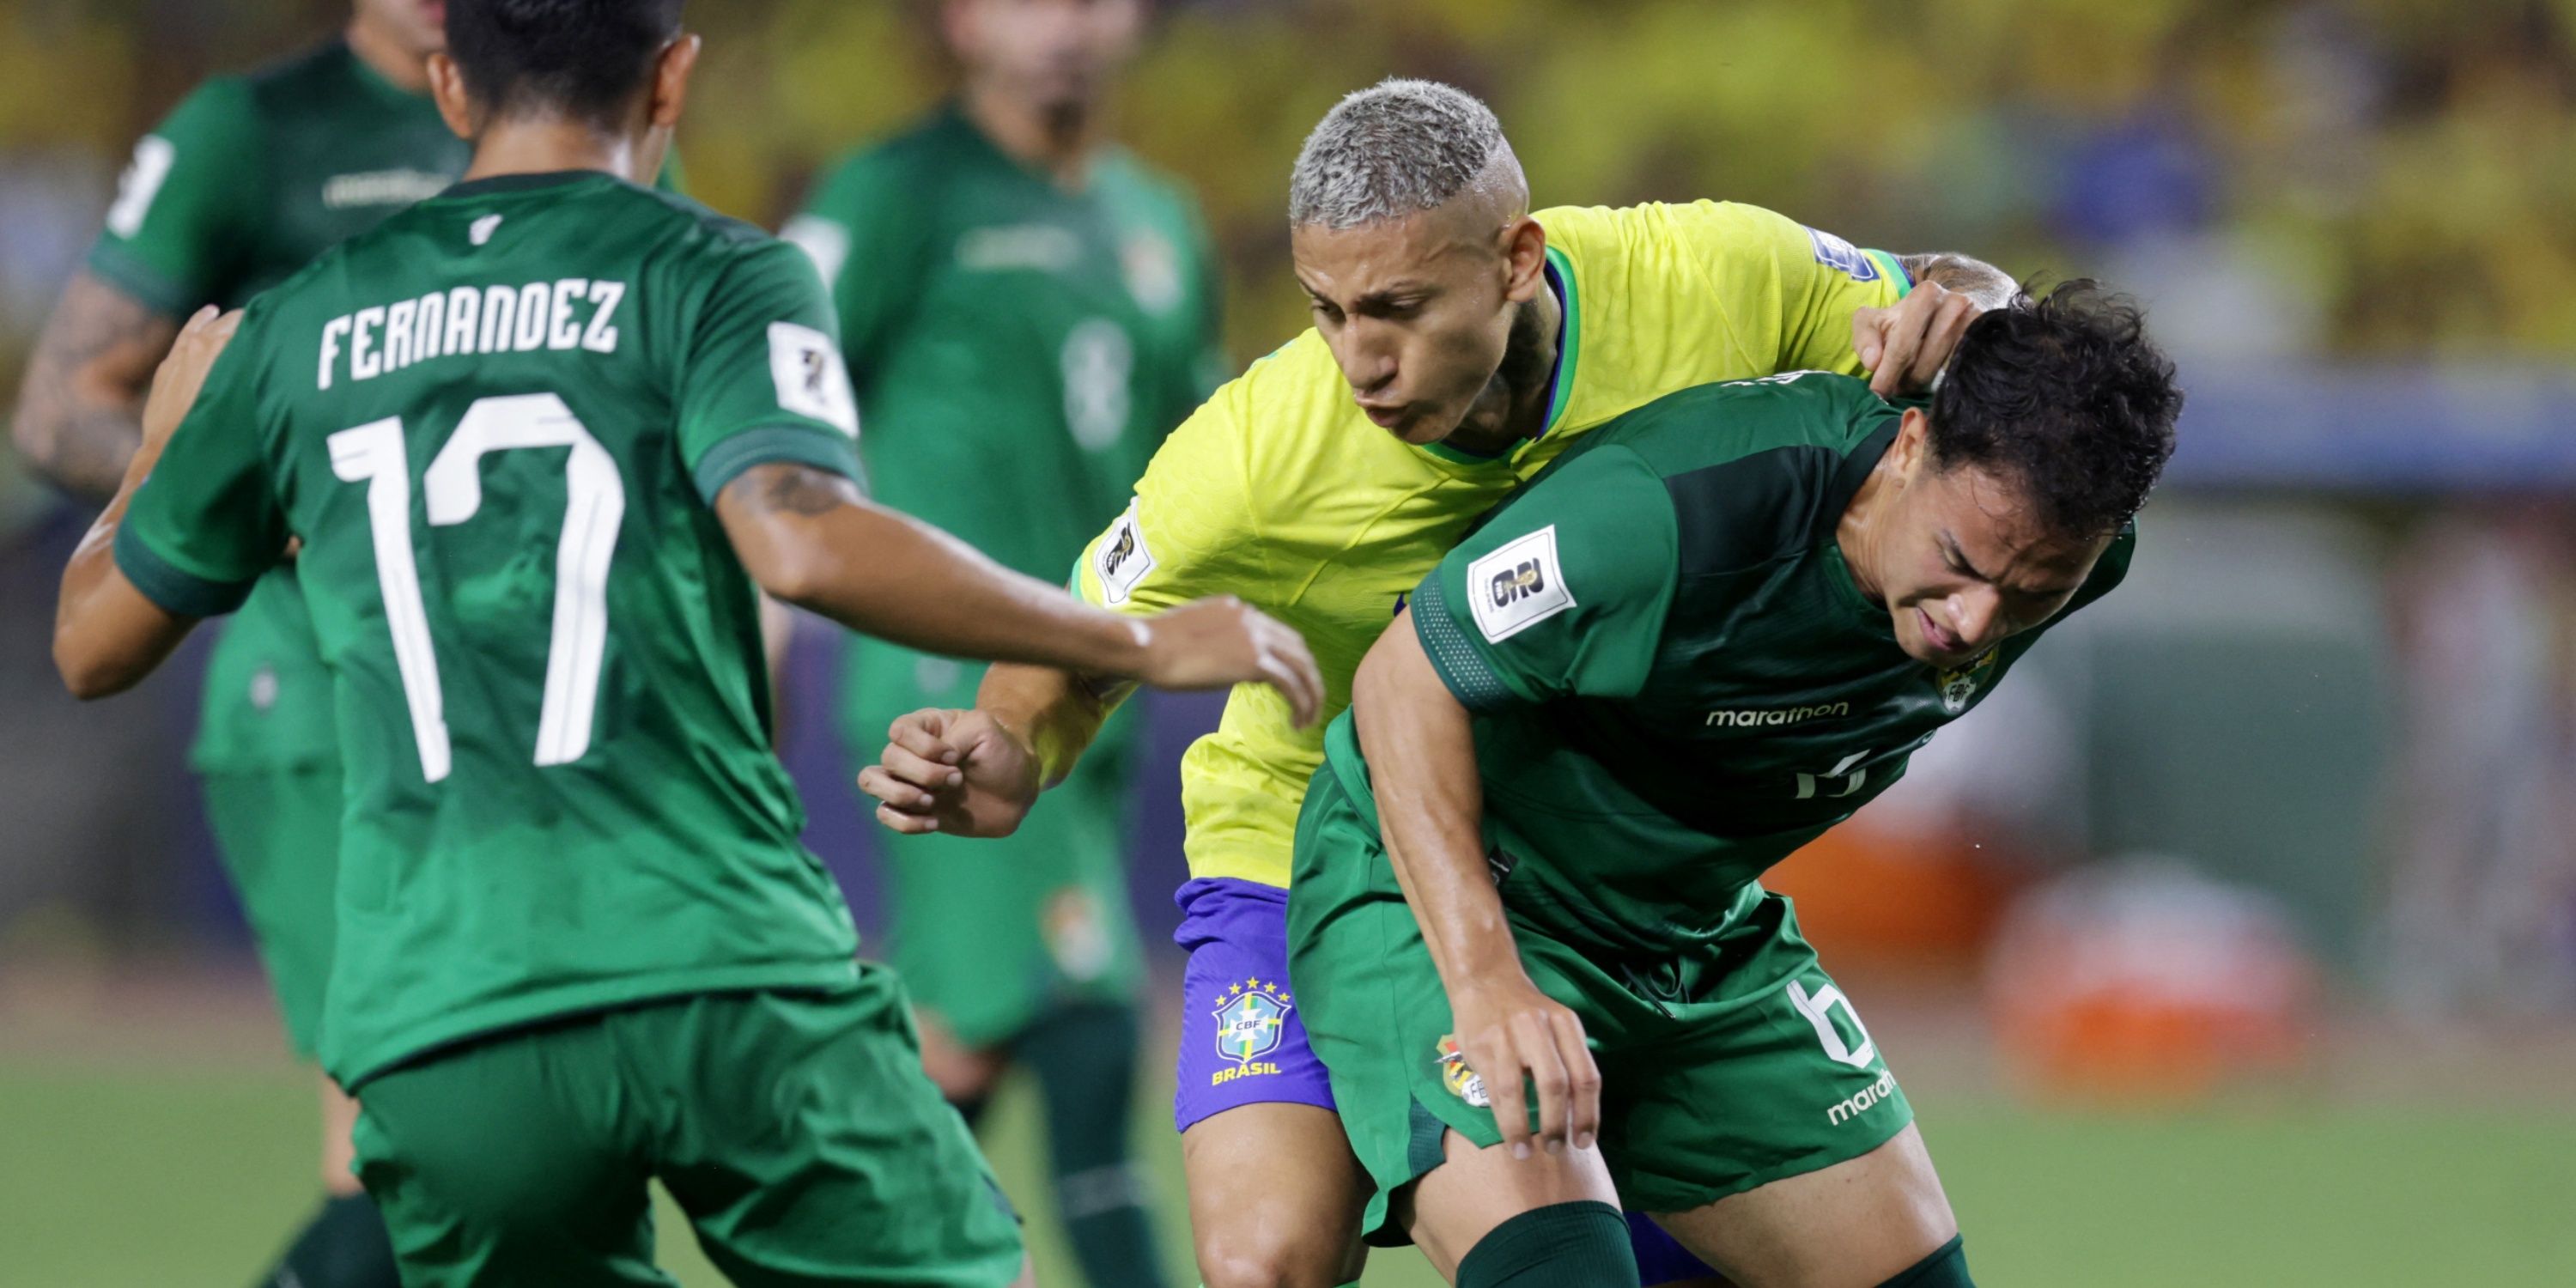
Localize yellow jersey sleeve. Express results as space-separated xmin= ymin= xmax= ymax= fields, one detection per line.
xmin=1071 ymin=360 xmax=1274 ymax=616
xmin=1658 ymin=200 xmax=1911 ymax=379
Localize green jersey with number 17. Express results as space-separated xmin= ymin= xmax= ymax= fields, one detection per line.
xmin=1321 ymin=372 xmax=2134 ymax=962
xmin=113 ymin=172 xmax=869 ymax=1087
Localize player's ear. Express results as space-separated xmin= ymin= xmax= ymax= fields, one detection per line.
xmin=1890 ymin=406 xmax=1931 ymax=483
xmin=647 ymin=33 xmax=704 ymax=131
xmin=1500 ymin=215 xmax=1547 ymax=304
xmin=426 ymin=52 xmax=476 ymax=141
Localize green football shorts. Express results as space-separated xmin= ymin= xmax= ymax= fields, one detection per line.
xmin=201 ymin=762 xmax=343 ymax=1059
xmin=1287 ymin=769 xmax=1914 ymax=1242
xmin=352 ymin=973 xmax=1024 ymax=1287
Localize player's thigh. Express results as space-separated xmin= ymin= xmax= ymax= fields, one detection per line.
xmin=1399 ymin=1126 xmax=1622 ymax=1280
xmin=1649 ymin=1124 xmax=1953 ymax=1288
xmin=319 ymin=1073 xmax=364 ymax=1196
xmin=352 ymin=1019 xmax=667 ymax=1288
xmin=655 ymin=976 xmax=1024 ymax=1288
xmin=200 ymin=762 xmax=342 ymax=1059
xmin=1180 ymin=1102 xmax=1370 ymax=1288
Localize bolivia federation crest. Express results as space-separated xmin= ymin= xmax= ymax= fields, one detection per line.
xmin=1435 ymin=1035 xmax=1492 ymax=1108
xmin=1214 ymin=978 xmax=1294 ymax=1066
xmin=1934 ymin=649 xmax=1999 ymax=715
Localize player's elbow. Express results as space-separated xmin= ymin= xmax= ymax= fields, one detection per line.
xmin=53 ymin=634 xmax=140 ymax=702
xmin=737 ymin=538 xmax=836 ymax=612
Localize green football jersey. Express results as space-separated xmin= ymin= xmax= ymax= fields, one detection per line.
xmin=1321 ymin=372 xmax=2134 ymax=959
xmin=89 ymin=39 xmax=471 ymax=773
xmin=88 ymin=39 xmax=683 ymax=773
xmin=113 ymin=171 xmax=870 ymax=1086
xmin=783 ymin=105 xmax=1222 ymax=737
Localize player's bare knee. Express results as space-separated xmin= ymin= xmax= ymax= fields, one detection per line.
xmin=1194 ymin=1224 xmax=1355 ymax=1288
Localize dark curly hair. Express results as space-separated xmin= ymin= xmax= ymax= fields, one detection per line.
xmin=1926 ymin=279 xmax=2182 ymax=542
xmin=447 ymin=0 xmax=685 ymax=130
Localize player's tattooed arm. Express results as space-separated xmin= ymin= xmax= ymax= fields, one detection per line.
xmin=719 ymin=461 xmax=1319 ymax=719
xmin=1852 ymin=252 xmax=2013 ymax=398
xmin=1350 ymin=612 xmax=1603 ymax=1158
xmin=11 ymin=272 xmax=184 ymax=504
xmin=54 ymin=307 xmax=241 ymax=699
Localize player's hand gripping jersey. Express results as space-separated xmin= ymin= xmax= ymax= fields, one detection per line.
xmin=114 ymin=173 xmax=869 ymax=1087
xmin=1072 ymin=201 xmax=1913 ymax=889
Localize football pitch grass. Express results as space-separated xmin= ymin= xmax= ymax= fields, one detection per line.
xmin=3 ymin=1050 xmax=2571 ymax=1286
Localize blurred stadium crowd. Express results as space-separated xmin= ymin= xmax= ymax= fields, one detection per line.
xmin=1 ymin=0 xmax=2571 ymax=1059
xmin=0 ymin=0 xmax=2570 ymax=366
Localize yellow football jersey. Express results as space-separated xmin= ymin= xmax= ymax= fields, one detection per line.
xmin=1072 ymin=200 xmax=1911 ymax=887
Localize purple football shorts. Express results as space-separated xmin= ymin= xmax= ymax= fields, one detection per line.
xmin=1171 ymin=877 xmax=1337 ymax=1132
xmin=1170 ymin=879 xmax=1719 ymax=1285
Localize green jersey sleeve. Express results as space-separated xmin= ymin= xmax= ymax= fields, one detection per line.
xmin=87 ymin=77 xmax=263 ymax=315
xmin=780 ymin=147 xmax=936 ymax=391
xmin=1412 ymin=445 xmax=1681 ymax=712
xmin=674 ymin=239 xmax=866 ymax=503
xmin=113 ymin=313 xmax=287 ymax=617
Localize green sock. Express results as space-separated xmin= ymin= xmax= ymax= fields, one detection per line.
xmin=255 ymin=1194 xmax=400 ymax=1288
xmin=1018 ymin=1002 xmax=1170 ymax=1288
xmin=1456 ymin=1200 xmax=1640 ymax=1288
xmin=1880 ymin=1235 xmax=1971 ymax=1286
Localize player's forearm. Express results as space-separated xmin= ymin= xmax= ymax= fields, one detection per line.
xmin=1353 ymin=624 xmax=1528 ymax=991
xmin=975 ymin=661 xmax=1125 ymax=790
xmin=53 ymin=437 xmax=184 ymax=696
xmin=11 ymin=274 xmax=178 ymax=504
xmin=720 ymin=465 xmax=1156 ymax=680
xmin=1899 ymin=252 xmax=2017 ymax=313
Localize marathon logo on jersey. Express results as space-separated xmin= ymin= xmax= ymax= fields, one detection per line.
xmin=1467 ymin=527 xmax=1575 ymax=643
xmin=1209 ymin=977 xmax=1294 ymax=1086
xmin=1705 ymin=702 xmax=1851 ymax=728
xmin=1806 ymin=226 xmax=1880 ymax=283
xmin=769 ymin=321 xmax=860 ymax=436
xmin=1934 ymin=649 xmax=1998 ymax=714
xmin=1435 ymin=1035 xmax=1492 ymax=1109
xmin=318 ymin=278 xmax=629 ymax=390
xmin=324 ymin=168 xmax=453 ymax=211
xmin=1094 ymin=501 xmax=1156 ymax=605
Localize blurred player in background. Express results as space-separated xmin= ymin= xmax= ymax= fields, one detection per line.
xmin=783 ymin=3 xmax=1216 ymax=1283
xmin=50 ymin=0 xmax=1318 ymax=1284
xmin=9 ymin=3 xmax=453 ymax=1284
xmin=863 ymin=79 xmax=2008 ymax=1287
xmin=1292 ymin=289 xmax=2181 ymax=1286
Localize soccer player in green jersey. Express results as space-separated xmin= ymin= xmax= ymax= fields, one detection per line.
xmin=1290 ymin=283 xmax=2182 ymax=1287
xmin=781 ymin=4 xmax=1216 ymax=1282
xmin=48 ymin=2 xmax=1319 ymax=1285
xmin=10 ymin=5 xmax=451 ymax=1283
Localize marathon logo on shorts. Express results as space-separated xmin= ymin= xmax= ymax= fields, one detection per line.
xmin=1435 ymin=1035 xmax=1491 ymax=1109
xmin=1210 ymin=977 xmax=1293 ymax=1085
xmin=1095 ymin=501 xmax=1156 ymax=605
xmin=1826 ymin=1070 xmax=1897 ymax=1126
xmin=1467 ymin=527 xmax=1574 ymax=643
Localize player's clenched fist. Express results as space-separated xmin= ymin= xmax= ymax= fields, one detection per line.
xmin=1138 ymin=595 xmax=1324 ymax=728
xmin=1449 ymin=974 xmax=1602 ymax=1161
xmin=1852 ymin=278 xmax=1983 ymax=398
xmin=860 ymin=708 xmax=1044 ymax=839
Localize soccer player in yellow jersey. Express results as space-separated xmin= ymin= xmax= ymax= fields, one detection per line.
xmin=863 ymin=80 xmax=2008 ymax=1288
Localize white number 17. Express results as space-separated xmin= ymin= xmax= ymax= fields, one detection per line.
xmin=329 ymin=392 xmax=625 ymax=783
